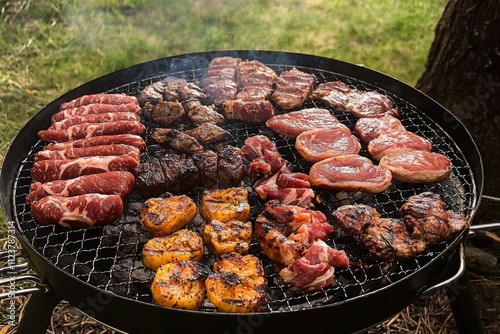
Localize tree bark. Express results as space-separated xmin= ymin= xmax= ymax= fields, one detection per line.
xmin=416 ymin=0 xmax=500 ymax=221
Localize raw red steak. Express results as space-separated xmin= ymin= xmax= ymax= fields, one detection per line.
xmin=309 ymin=154 xmax=392 ymax=193
xmin=354 ymin=115 xmax=406 ymax=142
xmin=265 ymin=108 xmax=340 ymax=138
xmin=367 ymin=131 xmax=432 ymax=160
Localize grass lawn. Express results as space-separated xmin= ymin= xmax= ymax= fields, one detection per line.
xmin=0 ymin=0 xmax=447 ymax=330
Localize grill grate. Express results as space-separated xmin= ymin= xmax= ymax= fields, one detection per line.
xmin=12 ymin=63 xmax=475 ymax=313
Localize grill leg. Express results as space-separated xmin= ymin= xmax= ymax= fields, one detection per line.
xmin=17 ymin=290 xmax=62 ymax=334
xmin=446 ymin=269 xmax=485 ymax=334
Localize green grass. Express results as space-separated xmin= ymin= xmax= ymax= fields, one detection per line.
xmin=0 ymin=0 xmax=445 ymax=222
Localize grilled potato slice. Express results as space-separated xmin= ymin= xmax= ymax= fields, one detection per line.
xmin=151 ymin=260 xmax=210 ymax=310
xmin=142 ymin=229 xmax=204 ymax=271
xmin=205 ymin=253 xmax=266 ymax=313
xmin=203 ymin=219 xmax=252 ymax=256
xmin=200 ymin=187 xmax=250 ymax=223
xmin=140 ymin=194 xmax=196 ymax=236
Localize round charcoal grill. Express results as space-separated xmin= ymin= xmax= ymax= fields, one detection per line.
xmin=0 ymin=50 xmax=489 ymax=333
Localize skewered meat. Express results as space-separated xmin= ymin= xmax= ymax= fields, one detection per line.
xmin=192 ymin=150 xmax=218 ymax=188
xmin=49 ymin=112 xmax=140 ymax=130
xmin=240 ymin=135 xmax=286 ymax=176
xmin=331 ymin=204 xmax=381 ymax=235
xmin=182 ymin=99 xmax=225 ymax=126
xmin=278 ymin=240 xmax=349 ymax=292
xmin=222 ymin=99 xmax=275 ymax=123
xmin=295 ymin=127 xmax=361 ymax=163
xmin=354 ymin=115 xmax=405 ymax=142
xmin=31 ymin=155 xmax=139 ymax=183
xmin=184 ymin=123 xmax=234 ymax=149
xmin=379 ymin=151 xmax=452 ymax=183
xmin=30 ymin=194 xmax=123 ymax=228
xmin=265 ymin=108 xmax=340 ymax=138
xmin=203 ymin=219 xmax=252 ymax=256
xmin=26 ymin=171 xmax=135 ymax=203
xmin=51 ymin=103 xmax=141 ymax=123
xmin=38 ymin=121 xmax=146 ymax=143
xmin=367 ymin=130 xmax=432 ymax=160
xmin=309 ymin=154 xmax=392 ymax=193
xmin=140 ymin=195 xmax=197 ymax=237
xmin=142 ymin=229 xmax=204 ymax=271
xmin=147 ymin=100 xmax=185 ymax=127
xmin=272 ymin=67 xmax=316 ymax=110
xmin=151 ymin=260 xmax=210 ymax=310
xmin=236 ymin=60 xmax=277 ymax=100
xmin=43 ymin=134 xmax=146 ymax=151
xmin=60 ymin=93 xmax=138 ymax=110
xmin=203 ymin=57 xmax=240 ymax=105
xmin=311 ymin=81 xmax=400 ymax=118
xmin=200 ymin=187 xmax=250 ymax=223
xmin=34 ymin=144 xmax=140 ymax=162
xmin=205 ymin=252 xmax=266 ymax=313
xmin=150 ymin=128 xmax=204 ymax=154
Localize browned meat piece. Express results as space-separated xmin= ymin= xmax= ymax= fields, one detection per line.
xmin=148 ymin=100 xmax=185 ymax=127
xmin=203 ymin=57 xmax=241 ymax=105
xmin=182 ymin=99 xmax=225 ymax=126
xmin=138 ymin=81 xmax=166 ymax=105
xmin=379 ymin=151 xmax=452 ymax=183
xmin=311 ymin=81 xmax=400 ymax=118
xmin=135 ymin=157 xmax=168 ymax=198
xmin=272 ymin=67 xmax=316 ymax=110
xmin=360 ymin=218 xmax=427 ymax=259
xmin=217 ymin=145 xmax=246 ymax=188
xmin=265 ymin=108 xmax=340 ymax=138
xmin=309 ymin=154 xmax=392 ymax=193
xmin=354 ymin=115 xmax=406 ymax=143
xmin=192 ymin=150 xmax=218 ymax=188
xmin=159 ymin=154 xmax=199 ymax=194
xmin=332 ymin=204 xmax=381 ymax=235
xmin=163 ymin=77 xmax=206 ymax=102
xmin=446 ymin=211 xmax=469 ymax=235
xmin=184 ymin=123 xmax=233 ymax=149
xmin=367 ymin=130 xmax=432 ymax=160
xmin=222 ymin=99 xmax=275 ymax=123
xmin=236 ymin=60 xmax=277 ymax=100
xmin=150 ymin=128 xmax=204 ymax=154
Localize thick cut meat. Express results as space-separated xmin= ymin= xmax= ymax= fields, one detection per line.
xmin=309 ymin=154 xmax=392 ymax=193
xmin=222 ymin=99 xmax=275 ymax=123
xmin=49 ymin=112 xmax=140 ymax=130
xmin=137 ymin=81 xmax=166 ymax=105
xmin=192 ymin=150 xmax=218 ymax=188
xmin=265 ymin=108 xmax=339 ymax=138
xmin=38 ymin=121 xmax=146 ymax=143
xmin=44 ymin=134 xmax=146 ymax=151
xmin=311 ymin=81 xmax=400 ymax=118
xmin=332 ymin=204 xmax=381 ymax=235
xmin=60 ymin=93 xmax=138 ymax=110
xmin=272 ymin=67 xmax=316 ymax=110
xmin=148 ymin=100 xmax=185 ymax=127
xmin=51 ymin=103 xmax=141 ymax=123
xmin=150 ymin=128 xmax=204 ymax=154
xmin=162 ymin=77 xmax=207 ymax=102
xmin=182 ymin=100 xmax=225 ymax=126
xmin=216 ymin=145 xmax=246 ymax=188
xmin=360 ymin=218 xmax=427 ymax=259
xmin=367 ymin=130 xmax=432 ymax=160
xmin=236 ymin=60 xmax=277 ymax=100
xmin=34 ymin=144 xmax=140 ymax=162
xmin=295 ymin=127 xmax=361 ymax=163
xmin=354 ymin=115 xmax=406 ymax=142
xmin=159 ymin=154 xmax=199 ymax=194
xmin=203 ymin=57 xmax=241 ymax=105
xmin=135 ymin=157 xmax=167 ymax=198
xmin=31 ymin=155 xmax=139 ymax=183
xmin=26 ymin=171 xmax=135 ymax=203
xmin=30 ymin=194 xmax=123 ymax=228
xmin=184 ymin=123 xmax=233 ymax=149
xmin=379 ymin=151 xmax=452 ymax=183
xmin=240 ymin=135 xmax=286 ymax=176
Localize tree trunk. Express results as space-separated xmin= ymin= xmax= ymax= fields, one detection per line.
xmin=416 ymin=0 xmax=500 ymax=221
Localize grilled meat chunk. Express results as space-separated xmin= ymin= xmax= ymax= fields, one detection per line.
xmin=182 ymin=99 xmax=225 ymax=126
xmin=135 ymin=157 xmax=168 ymax=198
xmin=272 ymin=67 xmax=316 ymax=110
xmin=236 ymin=60 xmax=277 ymax=100
xmin=150 ymin=128 xmax=204 ymax=154
xmin=203 ymin=57 xmax=241 ymax=105
xmin=148 ymin=100 xmax=185 ymax=127
xmin=140 ymin=194 xmax=197 ymax=237
xmin=265 ymin=108 xmax=340 ymax=138
xmin=151 ymin=260 xmax=210 ymax=310
xmin=200 ymin=187 xmax=250 ymax=223
xmin=205 ymin=253 xmax=266 ymax=313
xmin=367 ymin=130 xmax=432 ymax=160
xmin=217 ymin=145 xmax=246 ymax=188
xmin=332 ymin=204 xmax=381 ymax=235
xmin=203 ymin=219 xmax=252 ymax=256
xmin=184 ymin=123 xmax=234 ymax=149
xmin=138 ymin=81 xmax=166 ymax=105
xmin=142 ymin=229 xmax=204 ymax=271
xmin=222 ymin=99 xmax=275 ymax=123
xmin=159 ymin=154 xmax=200 ymax=194
xmin=192 ymin=150 xmax=218 ymax=188
xmin=138 ymin=77 xmax=207 ymax=105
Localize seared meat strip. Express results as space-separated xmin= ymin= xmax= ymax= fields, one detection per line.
xmin=354 ymin=115 xmax=406 ymax=143
xmin=203 ymin=57 xmax=241 ymax=105
xmin=236 ymin=60 xmax=277 ymax=100
xmin=150 ymin=128 xmax=204 ymax=154
xmin=272 ymin=67 xmax=316 ymax=110
xmin=147 ymin=100 xmax=185 ymax=127
xmin=60 ymin=93 xmax=138 ymax=110
xmin=368 ymin=130 xmax=432 ymax=160
xmin=138 ymin=77 xmax=207 ymax=105
xmin=222 ymin=99 xmax=275 ymax=123
xmin=379 ymin=151 xmax=452 ymax=183
xmin=184 ymin=123 xmax=233 ymax=149
xmin=159 ymin=154 xmax=200 ymax=194
xmin=182 ymin=99 xmax=225 ymax=126
xmin=265 ymin=108 xmax=340 ymax=138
